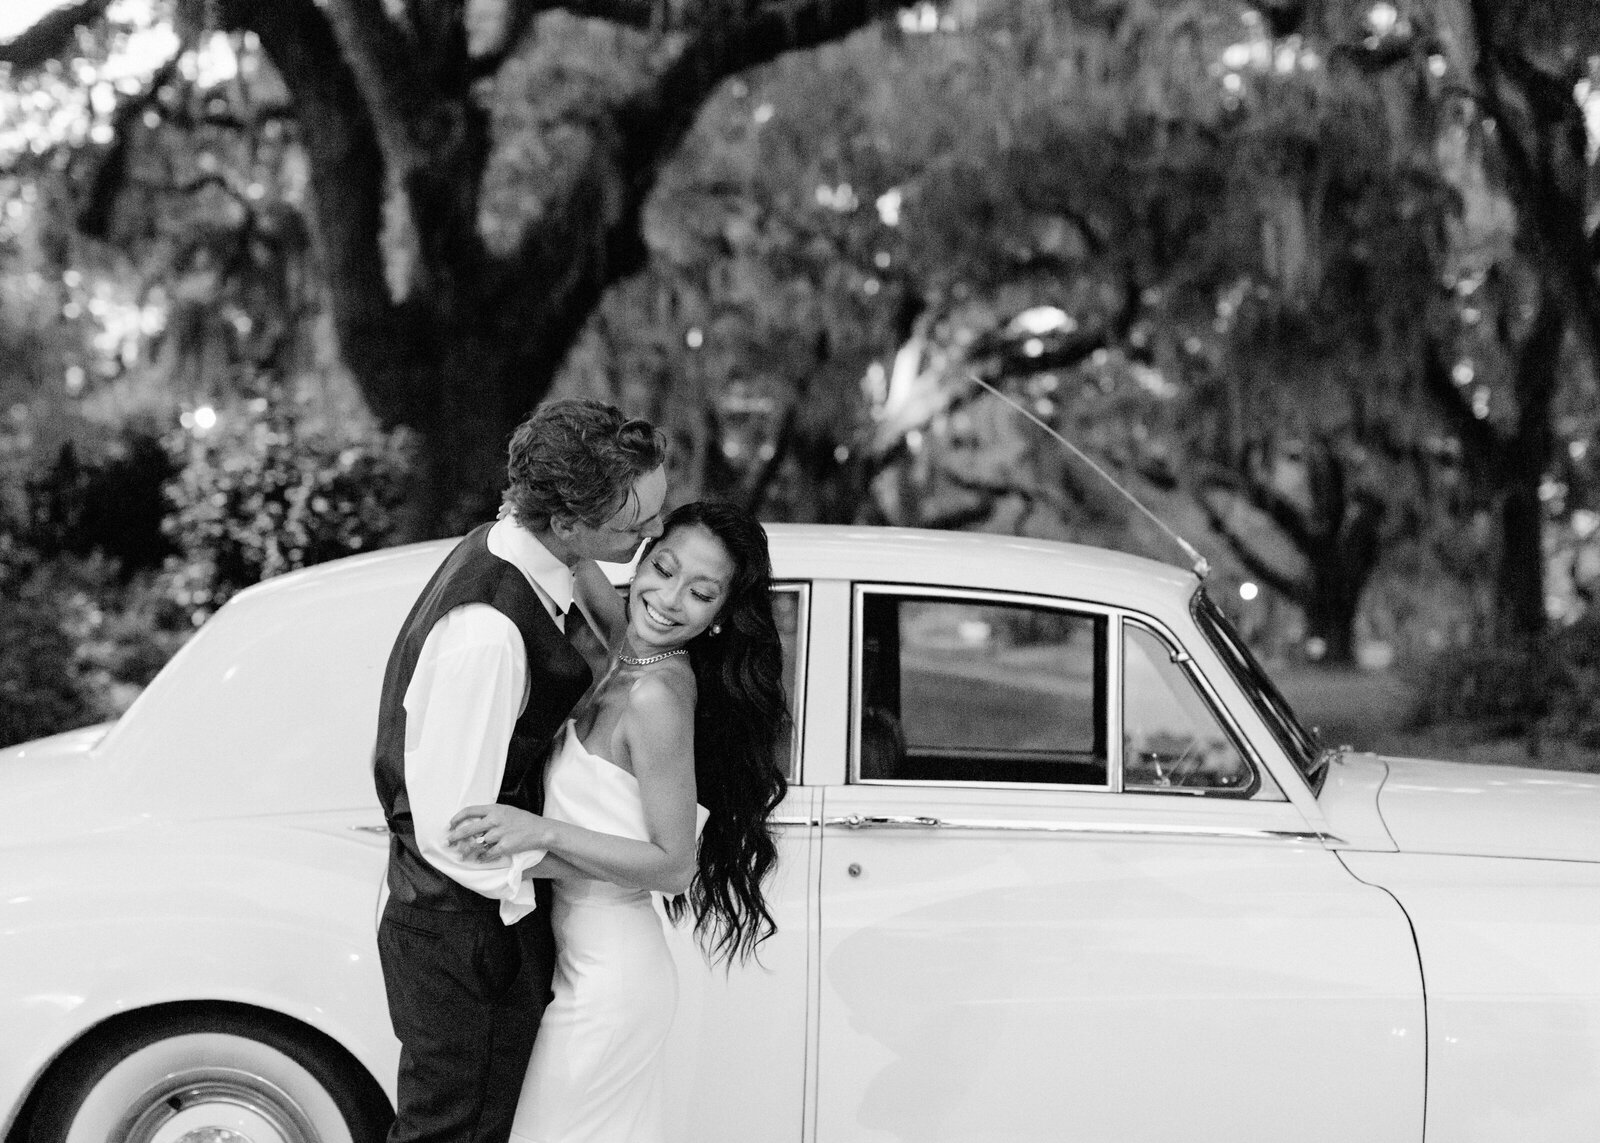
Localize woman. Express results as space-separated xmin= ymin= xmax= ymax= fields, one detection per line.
xmin=446 ymin=501 xmax=789 ymax=1143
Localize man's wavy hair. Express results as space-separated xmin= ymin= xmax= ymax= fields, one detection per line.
xmin=504 ymin=400 xmax=667 ymax=530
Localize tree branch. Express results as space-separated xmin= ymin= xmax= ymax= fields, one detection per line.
xmin=1417 ymin=333 xmax=1500 ymax=483
xmin=224 ymin=0 xmax=419 ymax=424
xmin=547 ymin=0 xmax=658 ymax=27
xmin=468 ymin=0 xmax=541 ymax=80
xmin=1467 ymin=0 xmax=1600 ymax=378
xmin=619 ymin=0 xmax=917 ymax=182
xmin=1200 ymin=462 xmax=1315 ymax=554
xmin=481 ymin=0 xmax=917 ymax=409
xmin=316 ymin=0 xmax=435 ymax=174
xmin=0 ymin=0 xmax=114 ymax=72
xmin=736 ymin=401 xmax=796 ymax=511
xmin=78 ymin=52 xmax=184 ymax=240
xmin=1194 ymin=487 xmax=1305 ymax=603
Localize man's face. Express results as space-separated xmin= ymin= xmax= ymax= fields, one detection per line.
xmin=566 ymin=465 xmax=668 ymax=564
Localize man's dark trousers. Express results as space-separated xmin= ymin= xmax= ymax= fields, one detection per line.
xmin=378 ymin=891 xmax=554 ymax=1143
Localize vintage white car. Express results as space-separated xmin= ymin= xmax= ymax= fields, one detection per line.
xmin=2 ymin=525 xmax=1598 ymax=1143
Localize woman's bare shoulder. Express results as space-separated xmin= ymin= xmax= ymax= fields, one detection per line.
xmin=624 ymin=665 xmax=696 ymax=716
xmin=618 ymin=666 xmax=696 ymax=752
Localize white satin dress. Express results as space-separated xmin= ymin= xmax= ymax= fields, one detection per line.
xmin=510 ymin=721 xmax=708 ymax=1143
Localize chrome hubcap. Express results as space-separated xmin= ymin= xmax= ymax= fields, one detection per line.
xmin=115 ymin=1069 xmax=319 ymax=1143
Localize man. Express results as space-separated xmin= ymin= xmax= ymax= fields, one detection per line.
xmin=372 ymin=399 xmax=668 ymax=1143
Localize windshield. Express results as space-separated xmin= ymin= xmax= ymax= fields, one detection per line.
xmin=1190 ymin=588 xmax=1324 ymax=791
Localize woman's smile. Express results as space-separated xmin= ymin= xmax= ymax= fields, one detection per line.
xmin=642 ymin=600 xmax=680 ymax=628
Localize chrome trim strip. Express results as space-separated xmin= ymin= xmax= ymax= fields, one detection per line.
xmin=823 ymin=814 xmax=1340 ymax=843
xmin=770 ymin=815 xmax=820 ymax=828
xmin=852 ymin=777 xmax=1111 ymax=792
xmin=350 ymin=824 xmax=390 ymax=835
xmin=774 ymin=582 xmax=810 ymax=784
xmin=1107 ymin=611 xmax=1124 ymax=794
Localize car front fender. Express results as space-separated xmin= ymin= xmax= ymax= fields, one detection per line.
xmin=0 ymin=812 xmax=397 ymax=1135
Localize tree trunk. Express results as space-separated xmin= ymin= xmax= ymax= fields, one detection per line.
xmin=1302 ymin=578 xmax=1361 ymax=666
xmin=1197 ymin=436 xmax=1388 ymax=668
xmin=218 ymin=0 xmax=918 ymax=539
xmin=393 ymin=334 xmax=537 ymax=540
xmin=1488 ymin=286 xmax=1564 ymax=642
xmin=1495 ymin=478 xmax=1546 ymax=641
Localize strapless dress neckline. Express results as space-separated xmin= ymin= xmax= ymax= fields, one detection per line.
xmin=559 ymin=722 xmax=710 ymax=832
xmin=565 ymin=721 xmax=640 ymax=781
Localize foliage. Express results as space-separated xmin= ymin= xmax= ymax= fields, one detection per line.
xmin=1407 ymin=613 xmax=1600 ymax=752
xmin=22 ymin=427 xmax=177 ymax=574
xmin=0 ymin=421 xmax=191 ymax=747
xmin=0 ymin=539 xmax=106 ymax=747
xmin=162 ymin=410 xmax=409 ymax=620
xmin=2 ymin=0 xmax=1597 ymax=741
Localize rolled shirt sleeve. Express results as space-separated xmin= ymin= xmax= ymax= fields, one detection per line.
xmin=403 ymin=602 xmax=547 ymax=925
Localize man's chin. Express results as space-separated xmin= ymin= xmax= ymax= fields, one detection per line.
xmin=599 ymin=542 xmax=646 ymax=567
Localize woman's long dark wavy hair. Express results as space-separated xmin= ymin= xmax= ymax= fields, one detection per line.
xmin=645 ymin=501 xmax=789 ymax=965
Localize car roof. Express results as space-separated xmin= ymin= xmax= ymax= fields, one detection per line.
xmin=239 ymin=523 xmax=1202 ymax=617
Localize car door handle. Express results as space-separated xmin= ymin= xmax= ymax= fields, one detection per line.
xmin=826 ymin=814 xmax=945 ymax=830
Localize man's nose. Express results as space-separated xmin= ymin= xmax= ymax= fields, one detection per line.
xmin=641 ymin=517 xmax=664 ymax=540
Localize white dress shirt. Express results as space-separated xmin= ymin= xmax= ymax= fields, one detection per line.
xmin=400 ymin=517 xmax=578 ymax=925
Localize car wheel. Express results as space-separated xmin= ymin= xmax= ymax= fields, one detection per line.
xmin=24 ymin=1007 xmax=389 ymax=1143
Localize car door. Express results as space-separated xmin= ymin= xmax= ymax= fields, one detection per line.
xmin=814 ymin=584 xmax=1425 ymax=1143
xmin=661 ymin=582 xmax=816 ymax=1143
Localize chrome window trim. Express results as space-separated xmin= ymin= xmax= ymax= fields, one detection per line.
xmin=1121 ymin=615 xmax=1269 ymax=799
xmin=850 ymin=584 xmax=1115 ymax=791
xmin=774 ymin=581 xmax=810 ymax=785
xmin=1107 ymin=611 xmax=1125 ymax=794
xmin=821 ymin=814 xmax=1338 ymax=844
xmin=836 ymin=777 xmax=1113 ymax=794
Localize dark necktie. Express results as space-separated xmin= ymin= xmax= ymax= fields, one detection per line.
xmin=563 ymin=603 xmax=605 ymax=675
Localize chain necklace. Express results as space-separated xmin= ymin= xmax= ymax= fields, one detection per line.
xmin=617 ymin=647 xmax=688 ymax=667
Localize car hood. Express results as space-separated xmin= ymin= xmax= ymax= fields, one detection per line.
xmin=1375 ymin=755 xmax=1600 ymax=863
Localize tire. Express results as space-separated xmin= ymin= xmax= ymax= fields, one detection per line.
xmin=24 ymin=1006 xmax=390 ymax=1143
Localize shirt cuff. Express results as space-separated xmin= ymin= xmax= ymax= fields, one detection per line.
xmin=496 ymin=847 xmax=548 ymax=926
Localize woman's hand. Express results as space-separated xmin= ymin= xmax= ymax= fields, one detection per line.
xmin=447 ymin=803 xmax=552 ymax=862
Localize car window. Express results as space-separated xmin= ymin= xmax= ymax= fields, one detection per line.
xmin=855 ymin=590 xmax=1107 ymax=786
xmin=773 ymin=584 xmax=805 ymax=782
xmin=1191 ymin=588 xmax=1321 ymax=791
xmin=1122 ymin=622 xmax=1262 ymax=795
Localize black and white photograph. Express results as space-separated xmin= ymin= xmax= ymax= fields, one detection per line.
xmin=1 ymin=1 xmax=1598 ymax=1140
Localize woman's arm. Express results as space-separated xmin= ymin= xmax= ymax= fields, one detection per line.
xmin=446 ymin=805 xmax=687 ymax=892
xmin=520 ymin=851 xmax=597 ymax=881
xmin=447 ymin=674 xmax=700 ymax=894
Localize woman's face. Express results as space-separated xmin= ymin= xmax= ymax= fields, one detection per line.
xmin=627 ymin=522 xmax=737 ymax=653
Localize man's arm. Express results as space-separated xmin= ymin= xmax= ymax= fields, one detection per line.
xmin=572 ymin=557 xmax=627 ymax=651
xmin=402 ymin=604 xmax=545 ymax=923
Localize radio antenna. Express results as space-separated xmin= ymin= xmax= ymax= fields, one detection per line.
xmin=965 ymin=372 xmax=1210 ymax=578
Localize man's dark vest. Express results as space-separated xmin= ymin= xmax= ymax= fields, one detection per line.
xmin=373 ymin=522 xmax=592 ymax=911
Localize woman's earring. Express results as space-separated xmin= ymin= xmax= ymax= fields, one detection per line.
xmin=712 ymin=624 xmax=722 ymax=635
